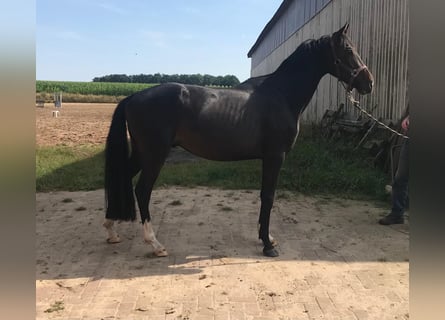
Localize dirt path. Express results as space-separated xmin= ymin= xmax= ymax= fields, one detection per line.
xmin=36 ymin=187 xmax=409 ymax=320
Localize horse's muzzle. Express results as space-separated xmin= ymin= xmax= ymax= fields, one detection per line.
xmin=354 ymin=67 xmax=374 ymax=94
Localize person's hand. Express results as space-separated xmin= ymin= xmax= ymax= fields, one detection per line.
xmin=401 ymin=115 xmax=409 ymax=131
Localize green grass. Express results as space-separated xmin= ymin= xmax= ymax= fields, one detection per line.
xmin=36 ymin=145 xmax=105 ymax=192
xmin=156 ymin=159 xmax=263 ymax=189
xmin=36 ymin=134 xmax=388 ymax=200
xmin=280 ymin=137 xmax=387 ymax=198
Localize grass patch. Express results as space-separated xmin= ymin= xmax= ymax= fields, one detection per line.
xmin=157 ymin=159 xmax=262 ymax=189
xmin=36 ymin=145 xmax=105 ymax=192
xmin=36 ymin=133 xmax=388 ymax=199
xmin=280 ymin=135 xmax=387 ymax=199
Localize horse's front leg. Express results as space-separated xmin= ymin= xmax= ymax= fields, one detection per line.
xmin=258 ymin=153 xmax=285 ymax=257
xmin=257 ymin=224 xmax=278 ymax=246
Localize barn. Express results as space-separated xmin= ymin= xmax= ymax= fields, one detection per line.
xmin=248 ymin=0 xmax=409 ymax=123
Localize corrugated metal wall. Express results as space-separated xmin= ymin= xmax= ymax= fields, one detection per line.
xmin=250 ymin=0 xmax=409 ymax=123
xmin=250 ymin=0 xmax=331 ymax=69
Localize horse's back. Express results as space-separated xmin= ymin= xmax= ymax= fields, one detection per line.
xmin=125 ymin=83 xmax=188 ymax=120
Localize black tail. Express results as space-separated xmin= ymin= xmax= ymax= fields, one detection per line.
xmin=104 ymin=97 xmax=136 ymax=221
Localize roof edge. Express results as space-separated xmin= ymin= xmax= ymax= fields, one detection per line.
xmin=247 ymin=0 xmax=293 ymax=58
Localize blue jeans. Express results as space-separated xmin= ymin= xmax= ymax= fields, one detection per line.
xmin=391 ymin=138 xmax=409 ymax=217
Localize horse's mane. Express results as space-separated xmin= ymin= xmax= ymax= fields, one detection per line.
xmin=238 ymin=35 xmax=332 ymax=89
xmin=281 ymin=35 xmax=331 ymax=68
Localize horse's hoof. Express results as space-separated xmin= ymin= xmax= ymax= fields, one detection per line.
xmin=154 ymin=248 xmax=168 ymax=257
xmin=263 ymin=246 xmax=279 ymax=257
xmin=106 ymin=236 xmax=121 ymax=244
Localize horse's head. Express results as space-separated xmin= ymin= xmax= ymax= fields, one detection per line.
xmin=329 ymin=23 xmax=374 ymax=95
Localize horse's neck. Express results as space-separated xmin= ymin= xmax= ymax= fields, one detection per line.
xmin=263 ymin=43 xmax=329 ymax=115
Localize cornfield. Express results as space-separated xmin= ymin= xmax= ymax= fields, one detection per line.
xmin=36 ymin=81 xmax=156 ymax=97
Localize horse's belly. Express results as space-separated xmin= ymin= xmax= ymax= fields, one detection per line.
xmin=175 ymin=128 xmax=262 ymax=161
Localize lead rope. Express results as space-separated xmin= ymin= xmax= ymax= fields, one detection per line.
xmin=340 ymin=83 xmax=410 ymax=139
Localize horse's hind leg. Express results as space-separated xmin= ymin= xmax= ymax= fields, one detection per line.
xmin=103 ymin=219 xmax=121 ymax=243
xmin=135 ymin=145 xmax=170 ymax=257
xmin=129 ymin=137 xmax=142 ymax=177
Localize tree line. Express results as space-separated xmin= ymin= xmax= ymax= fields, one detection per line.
xmin=92 ymin=73 xmax=240 ymax=87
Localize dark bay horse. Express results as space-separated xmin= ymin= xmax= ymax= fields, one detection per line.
xmin=104 ymin=23 xmax=374 ymax=257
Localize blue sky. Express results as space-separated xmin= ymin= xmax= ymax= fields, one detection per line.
xmin=36 ymin=0 xmax=282 ymax=82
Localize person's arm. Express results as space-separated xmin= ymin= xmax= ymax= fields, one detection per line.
xmin=401 ymin=115 xmax=409 ymax=132
xmin=399 ymin=104 xmax=409 ymax=132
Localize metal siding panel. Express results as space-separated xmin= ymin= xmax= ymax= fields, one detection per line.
xmin=316 ymin=0 xmax=322 ymax=12
xmin=382 ymin=0 xmax=389 ymax=119
xmin=403 ymin=0 xmax=409 ymax=113
xmin=375 ymin=0 xmax=382 ymax=118
xmin=310 ymin=0 xmax=316 ymax=18
xmin=388 ymin=0 xmax=395 ymax=118
xmin=395 ymin=0 xmax=403 ymax=117
xmin=296 ymin=0 xmax=304 ymax=30
xmin=304 ymin=0 xmax=310 ymax=22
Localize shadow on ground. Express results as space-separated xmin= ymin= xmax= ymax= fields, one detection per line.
xmin=36 ymin=187 xmax=409 ymax=282
xmin=37 ymin=147 xmax=199 ymax=192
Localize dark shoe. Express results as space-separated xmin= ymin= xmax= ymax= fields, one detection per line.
xmin=378 ymin=214 xmax=404 ymax=225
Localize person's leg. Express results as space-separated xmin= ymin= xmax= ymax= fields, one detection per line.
xmin=379 ymin=139 xmax=409 ymax=225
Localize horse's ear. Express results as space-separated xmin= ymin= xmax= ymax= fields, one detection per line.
xmin=339 ymin=22 xmax=349 ymax=35
xmin=333 ymin=23 xmax=349 ymax=40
